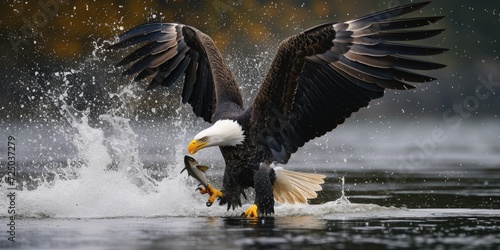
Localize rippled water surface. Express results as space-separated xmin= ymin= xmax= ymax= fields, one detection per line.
xmin=13 ymin=210 xmax=500 ymax=249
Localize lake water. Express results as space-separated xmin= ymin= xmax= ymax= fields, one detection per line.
xmin=1 ymin=106 xmax=499 ymax=249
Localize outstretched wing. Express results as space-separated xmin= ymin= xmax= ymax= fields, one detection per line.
xmin=108 ymin=23 xmax=243 ymax=123
xmin=247 ymin=1 xmax=448 ymax=163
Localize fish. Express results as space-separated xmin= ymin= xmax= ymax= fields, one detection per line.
xmin=181 ymin=155 xmax=209 ymax=187
xmin=182 ymin=155 xmax=222 ymax=207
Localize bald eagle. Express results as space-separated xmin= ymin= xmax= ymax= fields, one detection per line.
xmin=108 ymin=1 xmax=447 ymax=217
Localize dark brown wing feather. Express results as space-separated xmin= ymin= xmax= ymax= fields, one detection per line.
xmin=247 ymin=1 xmax=448 ymax=163
xmin=108 ymin=23 xmax=243 ymax=123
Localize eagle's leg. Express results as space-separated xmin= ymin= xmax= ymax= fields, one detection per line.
xmin=242 ymin=204 xmax=258 ymax=217
xmin=242 ymin=164 xmax=275 ymax=217
xmin=198 ymin=184 xmax=223 ymax=207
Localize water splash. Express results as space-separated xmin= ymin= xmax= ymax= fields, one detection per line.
xmin=0 ymin=41 xmax=216 ymax=218
xmin=272 ymin=176 xmax=385 ymax=217
xmin=337 ymin=176 xmax=351 ymax=205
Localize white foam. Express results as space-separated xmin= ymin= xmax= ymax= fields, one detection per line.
xmin=274 ymin=189 xmax=395 ymax=217
xmin=1 ymin=182 xmax=390 ymax=218
xmin=9 ymin=172 xmax=232 ymax=218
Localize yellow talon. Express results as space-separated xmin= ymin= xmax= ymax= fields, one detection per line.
xmin=206 ymin=184 xmax=223 ymax=206
xmin=198 ymin=184 xmax=222 ymax=206
xmin=242 ymin=204 xmax=258 ymax=218
xmin=198 ymin=186 xmax=208 ymax=194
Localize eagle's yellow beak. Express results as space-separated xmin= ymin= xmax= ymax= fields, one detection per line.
xmin=188 ymin=139 xmax=207 ymax=155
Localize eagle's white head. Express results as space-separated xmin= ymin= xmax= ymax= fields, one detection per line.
xmin=187 ymin=119 xmax=245 ymax=155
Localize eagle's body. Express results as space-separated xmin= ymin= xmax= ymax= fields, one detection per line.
xmin=108 ymin=1 xmax=447 ymax=216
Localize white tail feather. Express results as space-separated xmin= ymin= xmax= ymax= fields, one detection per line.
xmin=273 ymin=168 xmax=326 ymax=204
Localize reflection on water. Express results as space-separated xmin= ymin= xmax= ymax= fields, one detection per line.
xmin=224 ymin=214 xmax=500 ymax=249
xmin=7 ymin=212 xmax=500 ymax=249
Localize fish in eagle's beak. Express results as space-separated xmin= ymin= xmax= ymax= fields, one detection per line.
xmin=188 ymin=139 xmax=207 ymax=155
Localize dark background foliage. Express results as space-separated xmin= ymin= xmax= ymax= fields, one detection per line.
xmin=1 ymin=0 xmax=499 ymax=122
